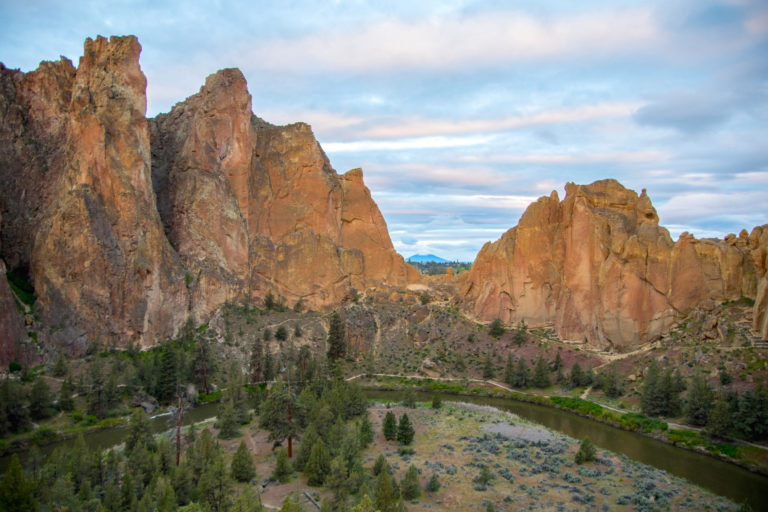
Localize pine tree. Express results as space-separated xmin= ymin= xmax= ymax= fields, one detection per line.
xmin=359 ymin=414 xmax=375 ymax=448
xmin=601 ymin=364 xmax=623 ymax=398
xmin=305 ymin=439 xmax=331 ymax=486
xmin=504 ymin=353 xmax=514 ymax=386
xmin=513 ymin=358 xmax=529 ymax=388
xmin=351 ymin=494 xmax=377 ymax=512
xmin=641 ymin=360 xmax=666 ymax=417
xmin=218 ymin=400 xmax=240 ymax=439
xmin=259 ymin=382 xmax=297 ymax=446
xmin=575 ymin=437 xmax=597 ymax=464
xmin=52 ymin=352 xmax=68 ymax=377
xmin=296 ymin=423 xmax=319 ymax=471
xmin=397 ymin=413 xmax=415 ymax=445
xmin=58 ymin=377 xmax=75 ymax=412
xmin=374 ymin=469 xmax=398 ymax=512
xmin=326 ymin=456 xmax=350 ymax=506
xmin=686 ymin=373 xmax=714 ymax=426
xmin=553 ymin=351 xmax=563 ymax=372
xmin=87 ymin=358 xmax=107 ymax=418
xmin=400 ymin=464 xmax=421 ymax=500
xmin=513 ymin=320 xmax=527 ymax=346
xmin=273 ymin=447 xmax=293 ymax=483
xmin=276 ymin=326 xmax=288 ymax=341
xmin=158 ymin=343 xmax=178 ymax=403
xmin=426 ymin=473 xmax=440 ymax=493
xmin=29 ymin=377 xmax=53 ymax=420
xmin=569 ymin=362 xmax=584 ymax=389
xmin=373 ymin=453 xmax=389 ymax=476
xmin=402 ymin=387 xmax=417 ymax=408
xmin=327 ymin=312 xmax=346 ymax=362
xmin=533 ymin=355 xmax=550 ymax=388
xmin=231 ymin=441 xmax=256 ymax=482
xmin=383 ymin=411 xmax=397 ymax=441
xmin=0 ymin=454 xmax=37 ymax=511
xmin=232 ymin=485 xmax=263 ymax=512
xmin=488 ymin=318 xmax=505 ymax=338
xmin=430 ymin=394 xmax=442 ymax=409
xmin=198 ymin=457 xmax=232 ymax=512
xmin=482 ymin=353 xmax=495 ymax=379
xmin=250 ymin=339 xmax=264 ymax=384
xmin=707 ymin=395 xmax=733 ymax=438
xmin=126 ymin=409 xmax=155 ymax=455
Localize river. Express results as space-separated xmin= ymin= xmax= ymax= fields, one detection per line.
xmin=2 ymin=391 xmax=767 ymax=509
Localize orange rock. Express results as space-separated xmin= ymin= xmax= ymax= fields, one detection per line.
xmin=0 ymin=212 xmax=26 ymax=367
xmin=463 ymin=180 xmax=767 ymax=350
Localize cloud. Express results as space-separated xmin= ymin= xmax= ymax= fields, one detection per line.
xmin=633 ymin=92 xmax=734 ymax=134
xmin=459 ymin=150 xmax=670 ymax=164
xmin=250 ymin=9 xmax=659 ymax=72
xmin=323 ymin=135 xmax=490 ymax=152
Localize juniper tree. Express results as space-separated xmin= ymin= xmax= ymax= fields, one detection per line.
xmin=327 ymin=311 xmax=346 ymax=362
xmin=359 ymin=414 xmax=375 ymax=448
xmin=401 ymin=464 xmax=421 ymax=500
xmin=397 ymin=413 xmax=415 ymax=445
xmin=686 ymin=372 xmax=714 ymax=426
xmin=513 ymin=358 xmax=529 ymax=388
xmin=569 ymin=362 xmax=584 ymax=389
xmin=29 ymin=377 xmax=54 ymax=420
xmin=482 ymin=353 xmax=495 ymax=379
xmin=533 ymin=355 xmax=550 ymax=388
xmin=504 ymin=353 xmax=514 ymax=387
xmin=272 ymin=447 xmax=293 ymax=483
xmin=305 ymin=439 xmax=331 ymax=486
xmin=488 ymin=318 xmax=505 ymax=338
xmin=383 ymin=411 xmax=397 ymax=441
xmin=231 ymin=441 xmax=256 ymax=482
xmin=575 ymin=437 xmax=597 ymax=464
xmin=513 ymin=320 xmax=527 ymax=346
xmin=426 ymin=473 xmax=441 ymax=493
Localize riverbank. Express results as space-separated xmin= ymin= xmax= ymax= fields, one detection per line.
xmin=352 ymin=374 xmax=768 ymax=477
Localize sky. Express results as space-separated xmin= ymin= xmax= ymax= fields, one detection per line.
xmin=1 ymin=0 xmax=767 ymax=261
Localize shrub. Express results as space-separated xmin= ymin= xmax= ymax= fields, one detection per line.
xmin=426 ymin=473 xmax=441 ymax=493
xmin=575 ymin=438 xmax=597 ymax=465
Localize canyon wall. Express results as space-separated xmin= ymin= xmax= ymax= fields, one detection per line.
xmin=0 ymin=36 xmax=416 ymax=355
xmin=462 ymin=180 xmax=767 ymax=350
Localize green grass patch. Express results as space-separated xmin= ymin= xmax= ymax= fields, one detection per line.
xmin=550 ymin=396 xmax=603 ymax=418
xmin=199 ymin=390 xmax=223 ymax=403
xmin=668 ymin=429 xmax=703 ymax=448
xmin=619 ymin=413 xmax=668 ymax=433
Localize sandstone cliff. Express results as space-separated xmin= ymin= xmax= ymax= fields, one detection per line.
xmin=0 ymin=212 xmax=27 ymax=367
xmin=462 ymin=180 xmax=767 ymax=350
xmin=0 ymin=36 xmax=415 ymax=354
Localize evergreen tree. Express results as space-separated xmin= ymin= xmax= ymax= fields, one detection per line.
xmin=250 ymin=339 xmax=264 ymax=384
xmin=553 ymin=352 xmax=563 ymax=372
xmin=294 ymin=324 xmax=303 ymax=338
xmin=272 ymin=447 xmax=293 ymax=484
xmin=482 ymin=353 xmax=495 ymax=379
xmin=351 ymin=494 xmax=377 ymax=512
xmin=707 ymin=395 xmax=733 ymax=438
xmin=400 ymin=464 xmax=421 ymax=500
xmin=513 ymin=320 xmax=527 ymax=346
xmin=569 ymin=362 xmax=584 ymax=389
xmin=126 ymin=409 xmax=155 ymax=455
xmin=641 ymin=360 xmax=666 ymax=417
xmin=265 ymin=292 xmax=276 ymax=311
xmin=326 ymin=456 xmax=350 ymax=507
xmin=719 ymin=364 xmax=733 ymax=386
xmin=279 ymin=493 xmax=303 ymax=512
xmin=29 ymin=377 xmax=54 ymax=420
xmin=474 ymin=466 xmax=494 ymax=489
xmin=513 ymin=358 xmax=529 ymax=388
xmin=533 ymin=355 xmax=550 ymax=388
xmin=426 ymin=473 xmax=440 ymax=493
xmin=686 ymin=373 xmax=714 ymax=426
xmin=52 ymin=352 xmax=69 ymax=377
xmin=87 ymin=358 xmax=107 ymax=418
xmin=105 ymin=371 xmax=120 ymax=412
xmin=488 ymin=318 xmax=505 ymax=338
xmin=0 ymin=454 xmax=37 ymax=511
xmin=231 ymin=441 xmax=256 ymax=482
xmin=734 ymin=387 xmax=768 ymax=441
xmin=198 ymin=457 xmax=231 ymax=512
xmin=383 ymin=411 xmax=397 ymax=441
xmin=264 ymin=352 xmax=275 ymax=382
xmin=295 ymin=424 xmax=319 ymax=471
xmin=232 ymin=486 xmax=263 ymax=512
xmin=601 ymin=364 xmax=623 ymax=398
xmin=276 ymin=326 xmax=288 ymax=341
xmin=397 ymin=414 xmax=415 ymax=445
xmin=259 ymin=382 xmax=298 ymax=446
xmin=430 ymin=394 xmax=442 ymax=409
xmin=305 ymin=440 xmax=330 ymax=486
xmin=158 ymin=343 xmax=178 ymax=403
xmin=359 ymin=414 xmax=375 ymax=448
xmin=218 ymin=400 xmax=240 ymax=439
xmin=372 ymin=453 xmax=389 ymax=476
xmin=503 ymin=353 xmax=514 ymax=386
xmin=374 ymin=469 xmax=399 ymax=512
xmin=575 ymin=437 xmax=597 ymax=464
xmin=58 ymin=377 xmax=75 ymax=412
xmin=327 ymin=312 xmax=347 ymax=362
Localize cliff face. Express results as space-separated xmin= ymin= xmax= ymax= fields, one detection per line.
xmin=463 ymin=180 xmax=767 ymax=350
xmin=0 ymin=213 xmax=26 ymax=367
xmin=0 ymin=37 xmax=416 ymax=352
xmin=150 ymin=69 xmax=416 ymax=316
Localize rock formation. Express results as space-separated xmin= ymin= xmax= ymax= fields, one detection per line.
xmin=0 ymin=36 xmax=415 ymax=354
xmin=462 ymin=180 xmax=767 ymax=350
xmin=150 ymin=68 xmax=417 ymax=316
xmin=0 ymin=212 xmax=27 ymax=367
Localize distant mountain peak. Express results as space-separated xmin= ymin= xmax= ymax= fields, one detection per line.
xmin=407 ymin=254 xmax=448 ymax=263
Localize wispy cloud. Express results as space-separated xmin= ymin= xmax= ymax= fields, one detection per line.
xmin=251 ymin=9 xmax=660 ymax=72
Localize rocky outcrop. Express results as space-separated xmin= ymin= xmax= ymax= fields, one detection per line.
xmin=462 ymin=180 xmax=767 ymax=350
xmin=29 ymin=36 xmax=189 ymax=350
xmin=151 ymin=69 xmax=417 ymax=315
xmin=752 ymin=226 xmax=768 ymax=340
xmin=0 ymin=212 xmax=27 ymax=368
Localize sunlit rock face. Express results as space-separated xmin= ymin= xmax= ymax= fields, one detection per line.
xmin=0 ymin=36 xmax=416 ymax=352
xmin=463 ymin=179 xmax=767 ymax=351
